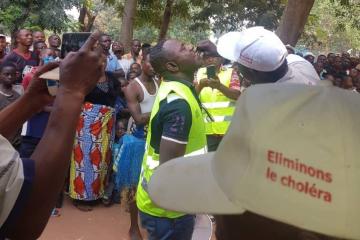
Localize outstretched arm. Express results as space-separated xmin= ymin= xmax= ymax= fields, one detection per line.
xmin=4 ymin=31 xmax=104 ymax=239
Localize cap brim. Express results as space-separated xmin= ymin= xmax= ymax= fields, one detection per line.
xmin=217 ymin=32 xmax=243 ymax=62
xmin=39 ymin=67 xmax=59 ymax=80
xmin=148 ymin=152 xmax=245 ymax=214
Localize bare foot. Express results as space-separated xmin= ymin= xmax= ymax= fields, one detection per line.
xmin=129 ymin=228 xmax=143 ymax=240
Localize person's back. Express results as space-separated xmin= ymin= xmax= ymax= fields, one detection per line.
xmin=283 ymin=54 xmax=321 ymax=85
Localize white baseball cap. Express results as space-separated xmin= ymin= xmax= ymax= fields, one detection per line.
xmin=304 ymin=52 xmax=315 ymax=58
xmin=217 ymin=27 xmax=288 ymax=72
xmin=149 ymin=83 xmax=360 ymax=239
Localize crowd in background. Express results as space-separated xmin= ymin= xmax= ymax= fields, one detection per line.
xmin=286 ymin=45 xmax=360 ymax=92
xmin=0 ymin=28 xmax=360 ymax=240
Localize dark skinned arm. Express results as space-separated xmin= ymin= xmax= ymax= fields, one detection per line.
xmin=5 ymin=31 xmax=104 ymax=239
xmin=124 ymin=82 xmax=150 ymax=125
xmin=194 ymin=78 xmax=210 ymax=95
xmin=208 ymin=77 xmax=241 ymax=100
xmin=159 ymin=138 xmax=186 ymax=165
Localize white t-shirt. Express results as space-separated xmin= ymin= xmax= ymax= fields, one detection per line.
xmin=0 ymin=135 xmax=34 ymax=233
xmin=118 ymin=58 xmax=134 ymax=78
xmin=277 ymin=54 xmax=320 ymax=85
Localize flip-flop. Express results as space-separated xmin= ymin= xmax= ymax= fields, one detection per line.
xmin=51 ymin=208 xmax=61 ymax=217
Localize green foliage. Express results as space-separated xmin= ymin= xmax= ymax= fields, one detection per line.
xmin=0 ymin=0 xmax=81 ymax=34
xmin=191 ymin=0 xmax=286 ymax=33
xmin=101 ymin=0 xmax=286 ymax=41
xmin=300 ymin=0 xmax=360 ymax=53
xmin=97 ymin=0 xmax=209 ymax=44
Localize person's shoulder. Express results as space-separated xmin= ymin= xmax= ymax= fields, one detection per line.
xmin=125 ymin=79 xmax=142 ymax=95
xmin=0 ymin=135 xmax=35 ymax=230
xmin=2 ymin=52 xmax=18 ymax=62
xmin=0 ymin=134 xmax=21 ymax=180
xmin=159 ymin=92 xmax=190 ymax=113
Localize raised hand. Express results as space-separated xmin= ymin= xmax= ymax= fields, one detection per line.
xmin=59 ymin=31 xmax=105 ymax=97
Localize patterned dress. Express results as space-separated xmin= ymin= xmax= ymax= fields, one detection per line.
xmin=69 ymin=73 xmax=118 ymax=201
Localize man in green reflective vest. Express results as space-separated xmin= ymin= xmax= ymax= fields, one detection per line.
xmin=195 ymin=40 xmax=241 ymax=151
xmin=136 ymin=39 xmax=207 ymax=240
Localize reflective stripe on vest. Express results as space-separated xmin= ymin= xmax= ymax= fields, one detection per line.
xmin=136 ymin=80 xmax=207 ymax=219
xmin=202 ymin=101 xmax=236 ymax=109
xmin=197 ymin=67 xmax=236 ymax=135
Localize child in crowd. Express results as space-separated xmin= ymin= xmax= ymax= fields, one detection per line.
xmin=102 ymin=117 xmax=128 ymax=205
xmin=0 ymin=62 xmax=21 ymax=149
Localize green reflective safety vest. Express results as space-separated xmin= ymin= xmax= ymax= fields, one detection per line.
xmin=197 ymin=67 xmax=236 ymax=135
xmin=136 ymin=80 xmax=207 ymax=219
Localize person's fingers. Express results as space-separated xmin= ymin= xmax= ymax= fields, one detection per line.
xmin=80 ymin=30 xmax=102 ymax=52
xmin=34 ymin=62 xmax=60 ymax=78
xmin=93 ymin=45 xmax=105 ymax=60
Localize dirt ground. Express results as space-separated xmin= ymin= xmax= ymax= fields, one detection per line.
xmin=40 ymin=196 xmax=215 ymax=240
xmin=40 ymin=196 xmax=144 ymax=240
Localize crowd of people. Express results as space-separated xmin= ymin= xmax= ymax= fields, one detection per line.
xmin=0 ymin=26 xmax=359 ymax=240
xmin=286 ymin=45 xmax=360 ymax=92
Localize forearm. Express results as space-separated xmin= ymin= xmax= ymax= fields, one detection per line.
xmin=0 ymin=93 xmax=45 ymax=140
xmin=216 ymin=84 xmax=241 ymax=100
xmin=133 ymin=112 xmax=150 ymax=125
xmin=7 ymin=88 xmax=84 ymax=239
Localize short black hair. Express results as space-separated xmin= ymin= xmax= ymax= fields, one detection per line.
xmin=33 ymin=40 xmax=46 ymax=48
xmin=48 ymin=33 xmax=59 ymax=40
xmin=15 ymin=29 xmax=32 ymax=39
xmin=265 ymin=59 xmax=288 ymax=82
xmin=142 ymin=43 xmax=151 ymax=49
xmin=100 ymin=34 xmax=111 ymax=41
xmin=0 ymin=35 xmax=5 ymax=40
xmin=0 ymin=62 xmax=17 ymax=73
xmin=130 ymin=62 xmax=141 ymax=68
xmin=149 ymin=40 xmax=167 ymax=74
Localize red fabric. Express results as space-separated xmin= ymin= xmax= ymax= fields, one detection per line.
xmin=22 ymin=67 xmax=38 ymax=90
xmin=229 ymin=69 xmax=241 ymax=90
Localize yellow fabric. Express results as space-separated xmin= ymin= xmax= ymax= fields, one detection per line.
xmin=197 ymin=67 xmax=236 ymax=135
xmin=137 ymin=80 xmax=206 ymax=218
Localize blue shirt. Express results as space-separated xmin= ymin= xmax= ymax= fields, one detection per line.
xmin=106 ymin=54 xmax=121 ymax=72
xmin=25 ymin=112 xmax=50 ymax=138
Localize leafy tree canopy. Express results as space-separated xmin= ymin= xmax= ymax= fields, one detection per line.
xmin=0 ymin=0 xmax=81 ymax=34
xmin=103 ymin=0 xmax=287 ymax=34
xmin=299 ymin=0 xmax=360 ymax=53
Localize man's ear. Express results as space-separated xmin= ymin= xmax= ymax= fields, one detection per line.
xmin=165 ymin=61 xmax=179 ymax=73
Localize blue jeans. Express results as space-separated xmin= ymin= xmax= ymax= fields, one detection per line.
xmin=139 ymin=211 xmax=195 ymax=240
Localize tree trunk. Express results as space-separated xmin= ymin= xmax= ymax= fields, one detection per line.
xmin=78 ymin=5 xmax=96 ymax=32
xmin=120 ymin=0 xmax=138 ymax=51
xmin=158 ymin=0 xmax=174 ymax=41
xmin=276 ymin=0 xmax=315 ymax=46
xmin=85 ymin=11 xmax=96 ymax=32
xmin=78 ymin=6 xmax=87 ymax=32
